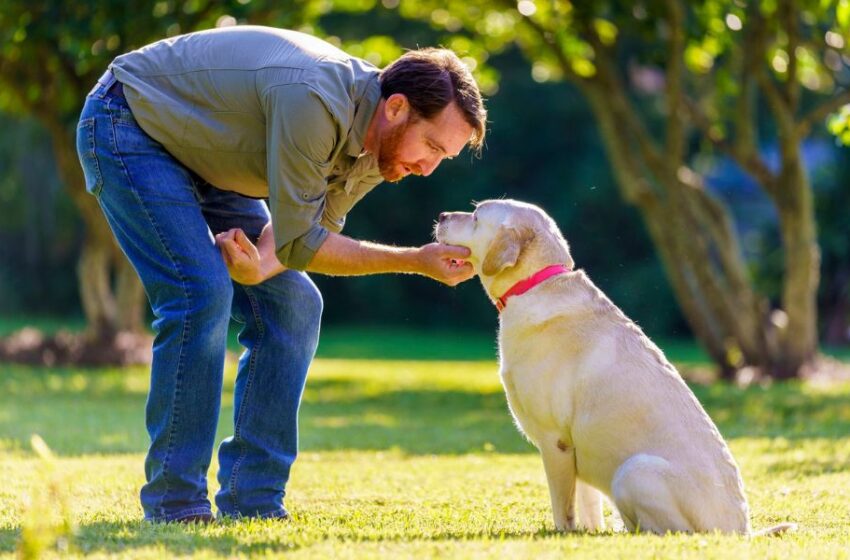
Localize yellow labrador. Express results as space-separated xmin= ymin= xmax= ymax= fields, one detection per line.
xmin=436 ymin=199 xmax=793 ymax=535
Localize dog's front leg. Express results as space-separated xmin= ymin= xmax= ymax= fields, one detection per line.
xmin=540 ymin=439 xmax=577 ymax=532
xmin=576 ymin=480 xmax=605 ymax=532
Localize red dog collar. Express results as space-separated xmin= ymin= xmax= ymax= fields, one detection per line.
xmin=496 ymin=264 xmax=572 ymax=313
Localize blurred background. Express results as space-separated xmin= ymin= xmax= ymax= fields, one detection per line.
xmin=0 ymin=0 xmax=848 ymax=379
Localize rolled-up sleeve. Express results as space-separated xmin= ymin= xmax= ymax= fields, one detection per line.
xmin=263 ymin=83 xmax=340 ymax=270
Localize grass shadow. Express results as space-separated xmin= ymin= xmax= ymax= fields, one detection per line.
xmin=64 ymin=520 xmax=286 ymax=557
xmin=298 ymin=378 xmax=850 ymax=455
xmin=300 ymin=377 xmax=531 ymax=454
xmin=0 ymin=528 xmax=18 ymax=554
xmin=2 ymin=363 xmax=849 ymax=458
xmin=0 ymin=520 xmax=618 ymax=557
xmin=691 ymin=382 xmax=850 ymax=439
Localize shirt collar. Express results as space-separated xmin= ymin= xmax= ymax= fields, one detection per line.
xmin=345 ymin=72 xmax=381 ymax=158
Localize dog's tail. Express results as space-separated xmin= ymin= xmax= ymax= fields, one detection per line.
xmin=751 ymin=522 xmax=798 ymax=537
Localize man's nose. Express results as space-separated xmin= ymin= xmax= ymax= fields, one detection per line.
xmin=419 ymin=157 xmax=441 ymax=177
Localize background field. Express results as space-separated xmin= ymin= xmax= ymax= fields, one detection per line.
xmin=1 ymin=328 xmax=849 ymax=559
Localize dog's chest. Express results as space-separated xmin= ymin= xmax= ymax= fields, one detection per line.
xmin=498 ymin=322 xmax=577 ymax=444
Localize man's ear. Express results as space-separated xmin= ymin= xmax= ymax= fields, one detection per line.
xmin=384 ymin=93 xmax=409 ymax=122
xmin=481 ymin=226 xmax=534 ymax=276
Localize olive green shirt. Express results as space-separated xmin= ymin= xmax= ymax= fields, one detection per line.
xmin=110 ymin=25 xmax=384 ymax=270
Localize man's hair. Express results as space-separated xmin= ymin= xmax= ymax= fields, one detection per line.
xmin=379 ymin=48 xmax=487 ymax=154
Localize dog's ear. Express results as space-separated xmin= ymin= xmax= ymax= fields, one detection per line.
xmin=481 ymin=226 xmax=534 ymax=276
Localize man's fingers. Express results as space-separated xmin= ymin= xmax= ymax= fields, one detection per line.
xmin=441 ymin=261 xmax=474 ymax=285
xmin=218 ymin=244 xmax=232 ymax=266
xmin=215 ymin=228 xmax=245 ymax=246
xmin=222 ymin=238 xmax=249 ymax=262
xmin=450 ymin=262 xmax=474 ymax=277
xmin=439 ymin=243 xmax=471 ymax=259
xmin=234 ymin=229 xmax=255 ymax=254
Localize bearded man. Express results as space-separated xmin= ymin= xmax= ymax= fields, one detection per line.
xmin=76 ymin=25 xmax=486 ymax=523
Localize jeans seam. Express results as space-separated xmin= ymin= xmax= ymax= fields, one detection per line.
xmin=107 ymin=109 xmax=194 ymax=516
xmin=228 ymin=285 xmax=265 ymax=510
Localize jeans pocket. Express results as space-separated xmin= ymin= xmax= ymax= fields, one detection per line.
xmin=76 ymin=117 xmax=104 ymax=196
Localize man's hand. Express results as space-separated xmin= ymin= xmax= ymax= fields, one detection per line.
xmin=215 ymin=228 xmax=264 ymax=285
xmin=416 ymin=242 xmax=475 ymax=286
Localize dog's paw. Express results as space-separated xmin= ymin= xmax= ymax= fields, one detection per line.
xmin=554 ymin=515 xmax=577 ymax=532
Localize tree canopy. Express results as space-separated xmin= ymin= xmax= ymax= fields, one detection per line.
xmin=1 ymin=1 xmax=849 ymax=376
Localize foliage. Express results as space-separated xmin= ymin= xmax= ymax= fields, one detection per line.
xmin=0 ymin=1 xmax=330 ymax=122
xmin=0 ymin=12 xmax=686 ymax=336
xmin=0 ymin=0 xmax=351 ymax=339
xmin=352 ymin=0 xmax=850 ymax=377
xmin=1 ymin=1 xmax=849 ymax=359
xmin=827 ymin=103 xmax=850 ymax=144
xmin=1 ymin=347 xmax=850 ymax=556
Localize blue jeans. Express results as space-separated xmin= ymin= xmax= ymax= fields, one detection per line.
xmin=76 ymin=73 xmax=323 ymax=522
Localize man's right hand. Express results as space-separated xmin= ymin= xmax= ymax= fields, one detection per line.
xmin=415 ymin=242 xmax=475 ymax=286
xmin=215 ymin=228 xmax=264 ymax=285
xmin=304 ymin=231 xmax=475 ymax=286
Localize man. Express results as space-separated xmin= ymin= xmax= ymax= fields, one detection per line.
xmin=76 ymin=25 xmax=486 ymax=523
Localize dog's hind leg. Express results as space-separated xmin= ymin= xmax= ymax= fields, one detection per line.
xmin=575 ymin=479 xmax=605 ymax=532
xmin=540 ymin=439 xmax=577 ymax=532
xmin=611 ymin=454 xmax=694 ymax=534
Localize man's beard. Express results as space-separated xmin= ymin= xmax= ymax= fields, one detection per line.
xmin=377 ymin=120 xmax=409 ymax=183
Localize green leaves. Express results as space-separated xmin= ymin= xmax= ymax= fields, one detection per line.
xmin=592 ymin=18 xmax=618 ymax=46
xmin=342 ymin=35 xmax=403 ymax=67
xmin=827 ymin=104 xmax=850 ymax=145
xmin=685 ymin=43 xmax=716 ymax=74
xmin=837 ymin=0 xmax=850 ymax=28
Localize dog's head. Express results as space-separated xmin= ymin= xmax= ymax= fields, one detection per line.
xmin=435 ymin=199 xmax=574 ymax=299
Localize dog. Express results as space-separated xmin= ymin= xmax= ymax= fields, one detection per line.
xmin=435 ymin=199 xmax=794 ymax=535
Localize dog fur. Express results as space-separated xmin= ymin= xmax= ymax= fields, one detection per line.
xmin=436 ymin=199 xmax=793 ymax=535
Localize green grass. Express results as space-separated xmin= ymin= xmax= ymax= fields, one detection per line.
xmin=2 ymin=330 xmax=850 ymax=558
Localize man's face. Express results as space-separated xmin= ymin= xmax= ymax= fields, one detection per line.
xmin=376 ymin=100 xmax=474 ymax=183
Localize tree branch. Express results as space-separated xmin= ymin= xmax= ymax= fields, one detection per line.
xmin=733 ymin=2 xmax=763 ymax=161
xmin=48 ymin=40 xmax=86 ymax=94
xmin=779 ymin=0 xmax=801 ymax=111
xmin=796 ymin=88 xmax=850 ymax=137
xmin=664 ymin=0 xmax=687 ymax=165
xmin=682 ymin=96 xmax=777 ymax=186
xmin=575 ymin=13 xmax=668 ymax=180
xmin=516 ymin=7 xmax=585 ymax=83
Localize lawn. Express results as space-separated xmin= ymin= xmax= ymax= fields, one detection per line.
xmin=1 ymin=327 xmax=850 ymax=558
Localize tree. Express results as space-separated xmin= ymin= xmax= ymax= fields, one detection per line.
xmin=369 ymin=0 xmax=850 ymax=379
xmin=0 ymin=1 xmax=325 ymax=359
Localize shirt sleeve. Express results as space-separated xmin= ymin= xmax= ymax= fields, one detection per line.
xmin=263 ymin=83 xmax=341 ymax=270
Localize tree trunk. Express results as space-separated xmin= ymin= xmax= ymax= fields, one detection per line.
xmin=580 ymin=79 xmax=803 ymax=380
xmin=515 ymin=0 xmax=823 ymax=380
xmin=771 ymin=159 xmax=820 ymax=379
